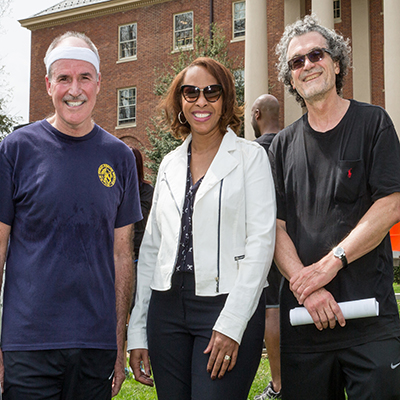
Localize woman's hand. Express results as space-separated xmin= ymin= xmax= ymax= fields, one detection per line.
xmin=129 ymin=349 xmax=154 ymax=387
xmin=204 ymin=331 xmax=239 ymax=380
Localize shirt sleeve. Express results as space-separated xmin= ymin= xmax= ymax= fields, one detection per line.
xmin=0 ymin=140 xmax=15 ymax=226
xmin=115 ymin=150 xmax=142 ymax=228
xmin=368 ymin=117 xmax=400 ymax=202
xmin=268 ymin=136 xmax=287 ymax=222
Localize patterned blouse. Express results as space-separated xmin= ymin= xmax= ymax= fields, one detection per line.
xmin=175 ymin=143 xmax=204 ymax=273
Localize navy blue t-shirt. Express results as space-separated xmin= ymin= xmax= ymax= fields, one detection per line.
xmin=0 ymin=120 xmax=142 ymax=351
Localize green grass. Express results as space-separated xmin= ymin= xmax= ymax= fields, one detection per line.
xmin=116 ymin=282 xmax=400 ymax=399
xmin=114 ymin=356 xmax=271 ymax=400
xmin=395 ymin=282 xmax=400 ymax=313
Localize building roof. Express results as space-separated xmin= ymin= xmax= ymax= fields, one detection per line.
xmin=33 ymin=0 xmax=111 ymax=17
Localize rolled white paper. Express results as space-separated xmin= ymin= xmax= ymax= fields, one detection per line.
xmin=290 ymin=298 xmax=379 ymax=326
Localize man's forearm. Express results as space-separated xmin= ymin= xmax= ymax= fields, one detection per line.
xmin=114 ymin=224 xmax=134 ymax=351
xmin=274 ymin=219 xmax=304 ymax=281
xmin=338 ymin=192 xmax=400 ymax=265
xmin=115 ymin=258 xmax=133 ymax=350
xmin=291 ymin=192 xmax=400 ymax=303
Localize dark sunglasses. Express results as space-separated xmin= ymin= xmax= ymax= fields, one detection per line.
xmin=181 ymin=84 xmax=223 ymax=103
xmin=288 ymin=48 xmax=332 ymax=71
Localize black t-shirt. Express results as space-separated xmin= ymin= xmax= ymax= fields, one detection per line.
xmin=255 ymin=133 xmax=276 ymax=153
xmin=269 ymin=100 xmax=400 ymax=353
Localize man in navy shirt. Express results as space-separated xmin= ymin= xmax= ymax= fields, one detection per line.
xmin=0 ymin=31 xmax=142 ymax=399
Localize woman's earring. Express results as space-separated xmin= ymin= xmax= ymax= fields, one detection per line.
xmin=178 ymin=111 xmax=187 ymax=125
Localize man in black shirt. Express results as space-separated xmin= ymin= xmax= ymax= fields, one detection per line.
xmin=269 ymin=14 xmax=400 ymax=400
xmin=252 ymin=94 xmax=281 ymax=152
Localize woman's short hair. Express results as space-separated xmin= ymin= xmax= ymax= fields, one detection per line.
xmin=276 ymin=14 xmax=351 ymax=107
xmin=160 ymin=57 xmax=243 ymax=139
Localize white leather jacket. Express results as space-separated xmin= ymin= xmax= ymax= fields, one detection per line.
xmin=127 ymin=128 xmax=276 ymax=348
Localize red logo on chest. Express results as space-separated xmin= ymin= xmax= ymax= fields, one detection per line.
xmin=347 ymin=168 xmax=353 ymax=178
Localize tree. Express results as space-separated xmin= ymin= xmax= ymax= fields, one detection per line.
xmin=144 ymin=24 xmax=244 ymax=183
xmin=0 ymin=98 xmax=17 ymax=141
xmin=0 ymin=0 xmax=21 ymax=141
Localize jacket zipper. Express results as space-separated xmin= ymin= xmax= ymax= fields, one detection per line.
xmin=216 ymin=179 xmax=223 ymax=293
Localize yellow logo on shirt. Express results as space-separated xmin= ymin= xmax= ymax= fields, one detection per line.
xmin=98 ymin=164 xmax=116 ymax=187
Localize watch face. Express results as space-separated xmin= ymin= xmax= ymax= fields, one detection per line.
xmin=334 ymin=247 xmax=345 ymax=258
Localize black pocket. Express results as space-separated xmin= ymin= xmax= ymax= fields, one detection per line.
xmin=334 ymin=159 xmax=366 ymax=203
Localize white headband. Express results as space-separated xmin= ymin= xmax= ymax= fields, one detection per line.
xmin=45 ymin=46 xmax=100 ymax=75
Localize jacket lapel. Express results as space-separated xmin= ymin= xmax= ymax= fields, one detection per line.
xmin=195 ymin=129 xmax=239 ymax=202
xmin=163 ymin=136 xmax=191 ymax=213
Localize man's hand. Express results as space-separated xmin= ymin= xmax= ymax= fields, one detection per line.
xmin=129 ymin=349 xmax=154 ymax=387
xmin=111 ymin=351 xmax=125 ymax=397
xmin=303 ymin=288 xmax=346 ymax=330
xmin=290 ymin=254 xmax=342 ymax=304
xmin=204 ymin=331 xmax=239 ymax=380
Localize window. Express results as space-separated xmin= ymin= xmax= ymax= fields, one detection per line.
xmin=118 ymin=87 xmax=136 ymax=126
xmin=333 ymin=0 xmax=341 ymax=21
xmin=119 ymin=23 xmax=137 ymax=60
xmin=174 ymin=11 xmax=193 ymax=50
xmin=233 ymin=1 xmax=245 ymax=39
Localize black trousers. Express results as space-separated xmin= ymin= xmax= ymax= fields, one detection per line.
xmin=147 ymin=272 xmax=265 ymax=400
xmin=3 ymin=348 xmax=117 ymax=400
xmin=281 ymin=337 xmax=400 ymax=400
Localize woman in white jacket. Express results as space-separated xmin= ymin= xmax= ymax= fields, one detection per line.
xmin=128 ymin=57 xmax=276 ymax=400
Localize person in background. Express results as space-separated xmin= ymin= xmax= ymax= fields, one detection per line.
xmin=251 ymin=94 xmax=282 ymax=400
xmin=0 ymin=31 xmax=141 ymax=399
xmin=129 ymin=146 xmax=154 ymax=309
xmin=252 ymin=94 xmax=280 ymax=152
xmin=127 ymin=57 xmax=276 ymax=400
xmin=269 ymin=14 xmax=400 ymax=399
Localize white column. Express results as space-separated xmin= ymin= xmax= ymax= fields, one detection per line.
xmin=351 ymin=0 xmax=371 ymax=103
xmin=312 ymin=0 xmax=334 ymax=29
xmin=284 ymin=0 xmax=302 ymax=127
xmin=384 ymin=0 xmax=400 ymax=137
xmin=244 ymin=0 xmax=268 ymax=140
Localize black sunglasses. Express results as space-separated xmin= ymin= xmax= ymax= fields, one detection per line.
xmin=288 ymin=48 xmax=332 ymax=71
xmin=181 ymin=84 xmax=223 ymax=103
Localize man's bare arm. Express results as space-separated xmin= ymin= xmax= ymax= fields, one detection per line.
xmin=112 ymin=223 xmax=134 ymax=397
xmin=274 ymin=219 xmax=304 ymax=281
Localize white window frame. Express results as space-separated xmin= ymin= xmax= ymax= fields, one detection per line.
xmin=232 ymin=1 xmax=245 ymax=41
xmin=333 ymin=0 xmax=341 ymax=23
xmin=173 ymin=11 xmax=194 ymax=51
xmin=118 ymin=23 xmax=137 ymax=61
xmin=117 ymin=87 xmax=136 ymax=127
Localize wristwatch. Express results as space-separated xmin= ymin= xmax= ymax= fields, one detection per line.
xmin=333 ymin=246 xmax=348 ymax=268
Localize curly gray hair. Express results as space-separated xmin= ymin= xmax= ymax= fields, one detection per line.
xmin=276 ymin=14 xmax=351 ymax=107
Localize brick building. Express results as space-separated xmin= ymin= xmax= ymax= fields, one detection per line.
xmin=19 ymin=0 xmax=400 ymax=148
xmin=20 ymin=0 xmax=248 ymax=150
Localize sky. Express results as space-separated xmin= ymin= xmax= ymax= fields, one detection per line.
xmin=1 ymin=0 xmax=59 ymax=124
